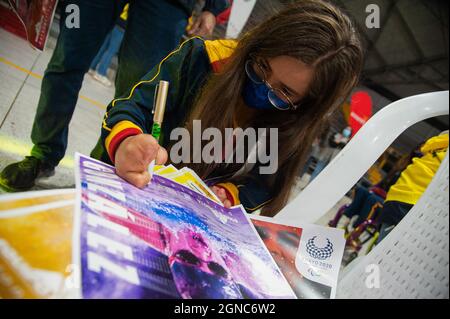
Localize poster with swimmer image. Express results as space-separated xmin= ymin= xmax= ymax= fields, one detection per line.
xmin=72 ymin=153 xmax=296 ymax=299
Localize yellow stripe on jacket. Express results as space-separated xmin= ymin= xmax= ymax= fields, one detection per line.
xmin=204 ymin=39 xmax=238 ymax=73
xmin=120 ymin=4 xmax=129 ymax=21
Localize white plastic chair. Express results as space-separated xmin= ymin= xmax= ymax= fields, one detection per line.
xmin=337 ymin=151 xmax=448 ymax=298
xmin=226 ymin=0 xmax=257 ymax=38
xmin=277 ymin=91 xmax=449 ymax=298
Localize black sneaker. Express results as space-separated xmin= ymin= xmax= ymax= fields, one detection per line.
xmin=0 ymin=156 xmax=55 ymax=192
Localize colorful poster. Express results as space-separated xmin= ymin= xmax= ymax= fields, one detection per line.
xmin=73 ymin=153 xmax=296 ymax=299
xmin=0 ymin=0 xmax=58 ymax=51
xmin=0 ymin=189 xmax=75 ymax=211
xmin=249 ymin=215 xmax=345 ymax=299
xmin=0 ymin=191 xmax=76 ymax=299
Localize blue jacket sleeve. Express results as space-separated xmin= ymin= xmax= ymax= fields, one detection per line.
xmin=100 ymin=37 xmax=210 ymax=163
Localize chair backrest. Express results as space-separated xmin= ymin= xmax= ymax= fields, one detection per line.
xmin=275 ymin=91 xmax=449 ymax=299
xmin=337 ymin=152 xmax=449 ymax=299
xmin=226 ymin=0 xmax=257 ymax=38
xmin=276 ymin=91 xmax=449 ymax=224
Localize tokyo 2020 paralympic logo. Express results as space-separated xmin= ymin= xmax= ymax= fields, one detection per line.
xmin=306 ymin=236 xmax=334 ymax=260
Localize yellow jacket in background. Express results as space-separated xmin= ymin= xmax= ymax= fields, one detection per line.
xmin=386 ymin=133 xmax=448 ymax=205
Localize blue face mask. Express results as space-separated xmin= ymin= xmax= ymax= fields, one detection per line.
xmin=242 ymin=77 xmax=276 ymax=110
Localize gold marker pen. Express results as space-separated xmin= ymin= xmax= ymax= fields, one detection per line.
xmin=148 ymin=80 xmax=169 ymax=179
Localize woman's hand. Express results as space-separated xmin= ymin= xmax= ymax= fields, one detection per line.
xmin=211 ymin=185 xmax=232 ymax=208
xmin=115 ymin=134 xmax=168 ymax=188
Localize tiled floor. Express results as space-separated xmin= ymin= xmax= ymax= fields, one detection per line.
xmin=0 ymin=28 xmax=114 ymax=192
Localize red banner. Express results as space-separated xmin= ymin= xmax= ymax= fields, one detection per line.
xmin=349 ymin=91 xmax=373 ymax=137
xmin=0 ymin=0 xmax=58 ymax=51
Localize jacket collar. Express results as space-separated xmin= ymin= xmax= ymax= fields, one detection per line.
xmin=204 ymin=39 xmax=238 ymax=73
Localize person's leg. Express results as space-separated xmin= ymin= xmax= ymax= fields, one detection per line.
xmin=30 ymin=0 xmax=124 ymax=166
xmin=0 ymin=0 xmax=124 ymax=191
xmin=352 ymin=193 xmax=384 ymax=227
xmin=336 ymin=186 xmax=370 ymax=229
xmin=376 ymin=201 xmax=414 ymax=244
xmin=376 ymin=223 xmax=395 ymax=244
xmin=114 ymin=0 xmax=189 ymax=98
xmin=90 ymin=0 xmax=189 ymax=160
xmin=90 ymin=31 xmax=113 ymax=71
xmin=343 ymin=186 xmax=370 ymax=219
xmin=96 ymin=26 xmax=125 ymax=77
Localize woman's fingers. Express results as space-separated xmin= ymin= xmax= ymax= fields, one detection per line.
xmin=211 ymin=186 xmax=224 ymax=200
xmin=211 ymin=186 xmax=230 ymax=205
xmin=115 ymin=134 xmax=157 ymax=172
xmin=115 ymin=134 xmax=169 ymax=187
xmin=217 ymin=188 xmax=226 ymax=199
xmin=134 ymin=134 xmax=160 ymax=167
xmin=155 ymin=146 xmax=168 ymax=165
xmin=124 ymin=170 xmax=151 ymax=189
xmin=223 ymin=199 xmax=232 ymax=208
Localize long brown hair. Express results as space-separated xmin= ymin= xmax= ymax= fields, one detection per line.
xmin=182 ymin=0 xmax=363 ymax=216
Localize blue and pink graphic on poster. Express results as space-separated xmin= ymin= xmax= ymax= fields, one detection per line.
xmin=73 ymin=154 xmax=296 ymax=299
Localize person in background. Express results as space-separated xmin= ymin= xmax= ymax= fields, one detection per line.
xmin=301 ymin=137 xmax=320 ymax=177
xmin=88 ymin=4 xmax=129 ymax=87
xmin=186 ymin=0 xmax=223 ymax=39
xmin=0 ymin=0 xmax=230 ymax=192
xmin=376 ymin=143 xmax=425 ymax=198
xmin=309 ymin=127 xmax=351 ymax=181
xmin=336 ymin=139 xmax=435 ymax=232
xmin=332 ymin=126 xmax=352 ymax=148
xmin=376 ymin=132 xmax=449 ymax=243
xmin=336 ymin=185 xmax=385 ymax=231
